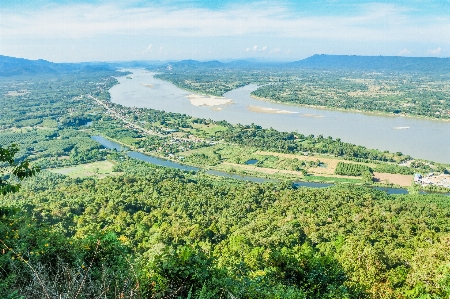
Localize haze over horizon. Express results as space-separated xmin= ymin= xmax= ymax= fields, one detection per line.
xmin=1 ymin=0 xmax=449 ymax=63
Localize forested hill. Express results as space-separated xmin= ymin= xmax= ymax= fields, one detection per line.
xmin=0 ymin=55 xmax=114 ymax=77
xmin=289 ymin=54 xmax=450 ymax=72
xmin=170 ymin=59 xmax=224 ymax=69
xmin=4 ymin=54 xmax=449 ymax=76
xmin=145 ymin=55 xmax=450 ymax=75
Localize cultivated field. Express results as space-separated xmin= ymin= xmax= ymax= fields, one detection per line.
xmin=49 ymin=160 xmax=120 ymax=179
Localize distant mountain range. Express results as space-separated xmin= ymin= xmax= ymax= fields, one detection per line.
xmin=0 ymin=55 xmax=114 ymax=77
xmin=1 ymin=54 xmax=449 ymax=76
xmin=161 ymin=55 xmax=450 ymax=72
xmin=289 ymin=54 xmax=450 ymax=72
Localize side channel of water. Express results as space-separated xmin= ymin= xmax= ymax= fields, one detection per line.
xmin=92 ymin=136 xmax=272 ymax=183
xmin=90 ymin=135 xmax=434 ymax=195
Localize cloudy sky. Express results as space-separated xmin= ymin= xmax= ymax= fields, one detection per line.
xmin=1 ymin=0 xmax=449 ymax=62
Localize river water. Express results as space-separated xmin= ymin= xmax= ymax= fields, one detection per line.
xmin=91 ymin=135 xmax=271 ymax=183
xmin=92 ymin=135 xmax=437 ymax=195
xmin=109 ymin=69 xmax=449 ymax=164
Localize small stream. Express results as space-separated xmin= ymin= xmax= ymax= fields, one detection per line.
xmin=89 ymin=135 xmax=446 ymax=195
xmin=92 ymin=136 xmax=272 ymax=183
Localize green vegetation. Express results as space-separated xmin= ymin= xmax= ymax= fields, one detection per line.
xmin=0 ymin=71 xmax=122 ymax=171
xmin=0 ymin=144 xmax=39 ymax=194
xmin=155 ymin=70 xmax=251 ymax=96
xmin=335 ymin=162 xmax=371 ymax=176
xmin=373 ymin=163 xmax=416 ymax=175
xmin=215 ymin=125 xmax=406 ymax=162
xmin=49 ymin=160 xmax=118 ymax=178
xmin=251 ymin=72 xmax=450 ymax=119
xmin=1 ymin=63 xmax=449 ymax=298
xmin=334 ymin=162 xmax=374 ymax=184
xmin=154 ymin=58 xmax=450 ymax=119
xmin=2 ymin=162 xmax=450 ymax=298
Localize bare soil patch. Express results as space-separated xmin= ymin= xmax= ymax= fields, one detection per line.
xmin=373 ymin=172 xmax=412 ymax=187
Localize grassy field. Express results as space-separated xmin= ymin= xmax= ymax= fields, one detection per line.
xmin=179 ymin=145 xmax=417 ymax=186
xmin=184 ymin=123 xmax=228 ymax=138
xmin=49 ymin=160 xmax=120 ymax=179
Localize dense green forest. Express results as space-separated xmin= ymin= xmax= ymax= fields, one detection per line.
xmin=335 ymin=162 xmax=372 ymax=177
xmin=2 ymin=160 xmax=450 ymax=298
xmin=0 ymin=71 xmax=120 ymax=168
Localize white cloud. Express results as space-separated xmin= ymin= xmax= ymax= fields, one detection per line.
xmin=427 ymin=47 xmax=442 ymax=55
xmin=2 ymin=1 xmax=450 ymax=61
xmin=142 ymin=44 xmax=152 ymax=54
xmin=398 ymin=48 xmax=411 ymax=55
xmin=1 ymin=2 xmax=448 ymax=44
xmin=246 ymin=45 xmax=268 ymax=52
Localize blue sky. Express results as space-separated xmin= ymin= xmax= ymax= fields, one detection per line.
xmin=0 ymin=0 xmax=449 ymax=62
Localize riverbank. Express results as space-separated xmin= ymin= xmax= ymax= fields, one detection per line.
xmin=95 ymin=134 xmax=444 ymax=194
xmin=109 ymin=70 xmax=450 ymax=163
xmin=89 ymin=133 xmax=424 ymax=192
xmin=250 ymin=94 xmax=450 ymax=122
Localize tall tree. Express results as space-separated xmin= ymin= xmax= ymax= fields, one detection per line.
xmin=0 ymin=144 xmax=39 ymax=194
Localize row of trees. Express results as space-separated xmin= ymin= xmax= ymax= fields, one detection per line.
xmin=251 ymin=80 xmax=450 ymax=119
xmin=214 ymin=123 xmax=408 ymax=163
xmin=335 ymin=162 xmax=371 ymax=176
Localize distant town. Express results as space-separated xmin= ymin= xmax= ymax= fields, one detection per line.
xmin=414 ymin=173 xmax=450 ymax=188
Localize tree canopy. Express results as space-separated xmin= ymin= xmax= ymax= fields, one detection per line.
xmin=0 ymin=144 xmax=39 ymax=194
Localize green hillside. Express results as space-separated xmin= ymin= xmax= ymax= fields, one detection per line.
xmin=2 ymin=163 xmax=450 ymax=298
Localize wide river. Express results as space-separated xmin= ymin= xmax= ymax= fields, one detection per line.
xmin=109 ymin=69 xmax=450 ymax=164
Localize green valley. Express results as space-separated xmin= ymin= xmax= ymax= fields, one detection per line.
xmin=1 ymin=55 xmax=450 ymax=299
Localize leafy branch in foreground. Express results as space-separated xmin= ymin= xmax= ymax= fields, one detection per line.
xmin=0 ymin=144 xmax=39 ymax=195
